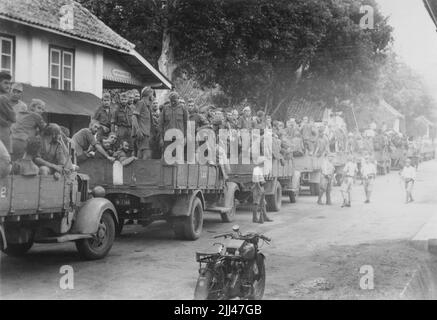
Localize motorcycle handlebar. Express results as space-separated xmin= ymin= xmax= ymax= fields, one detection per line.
xmin=213 ymin=232 xmax=271 ymax=243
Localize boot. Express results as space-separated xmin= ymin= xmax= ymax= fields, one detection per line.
xmin=326 ymin=193 xmax=332 ymax=205
xmin=261 ymin=207 xmax=273 ymax=223
xmin=252 ymin=208 xmax=259 ymax=223
xmin=317 ymin=192 xmax=324 ymax=205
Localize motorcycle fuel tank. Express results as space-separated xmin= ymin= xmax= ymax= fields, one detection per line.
xmin=239 ymin=243 xmax=256 ymax=260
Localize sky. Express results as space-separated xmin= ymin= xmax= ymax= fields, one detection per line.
xmin=377 ymin=0 xmax=437 ymax=96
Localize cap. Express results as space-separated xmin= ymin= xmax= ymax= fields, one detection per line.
xmin=243 ymin=106 xmax=251 ymax=113
xmin=11 ymin=83 xmax=23 ymax=92
xmin=119 ymin=92 xmax=128 ymax=99
xmin=168 ymin=91 xmax=180 ymax=102
xmin=141 ymin=86 xmax=154 ymax=98
xmin=102 ymin=92 xmax=111 ymax=100
xmin=0 ymin=72 xmax=11 ymax=81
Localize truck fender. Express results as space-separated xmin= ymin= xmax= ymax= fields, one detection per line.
xmin=223 ymin=182 xmax=239 ymax=209
xmin=264 ymin=179 xmax=278 ymax=195
xmin=0 ymin=224 xmax=6 ymax=250
xmin=171 ymin=190 xmax=205 ymax=217
xmin=71 ymin=198 xmax=118 ymax=234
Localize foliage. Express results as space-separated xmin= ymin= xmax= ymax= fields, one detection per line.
xmin=79 ymin=0 xmax=394 ymax=117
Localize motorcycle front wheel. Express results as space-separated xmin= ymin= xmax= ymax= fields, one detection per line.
xmin=194 ymin=269 xmax=221 ymax=300
xmin=248 ymin=255 xmax=266 ymax=300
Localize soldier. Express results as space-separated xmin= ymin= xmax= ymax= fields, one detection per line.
xmin=0 ymin=81 xmax=17 ymax=152
xmin=188 ymin=100 xmax=207 ymax=131
xmin=361 ymin=153 xmax=377 ymax=203
xmin=9 ymin=83 xmax=27 ymax=114
xmin=111 ymin=92 xmax=133 ymax=148
xmin=400 ymin=158 xmax=416 ymax=204
xmin=11 ymin=99 xmax=47 ymax=161
xmin=318 ymin=153 xmax=335 ymax=205
xmin=114 ymin=140 xmax=137 ymax=166
xmin=314 ymin=126 xmax=330 ymax=157
xmin=251 ymin=156 xmax=273 ymax=224
xmin=72 ymin=121 xmax=115 ymax=163
xmin=0 ymin=71 xmax=11 ymax=95
xmin=238 ymin=106 xmax=254 ymax=130
xmin=34 ymin=124 xmax=73 ymax=177
xmin=12 ymin=136 xmax=41 ymax=176
xmin=132 ymin=87 xmax=154 ymax=160
xmin=341 ymin=155 xmax=358 ymax=208
xmin=93 ymin=92 xmax=113 ymax=141
xmin=159 ymin=92 xmax=188 ymax=153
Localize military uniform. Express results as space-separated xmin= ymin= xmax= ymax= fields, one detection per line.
xmin=132 ymin=99 xmax=152 ymax=159
xmin=112 ymin=104 xmax=133 ymax=147
xmin=93 ymin=105 xmax=112 ymax=141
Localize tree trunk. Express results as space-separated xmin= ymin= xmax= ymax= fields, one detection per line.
xmin=156 ymin=1 xmax=178 ymax=104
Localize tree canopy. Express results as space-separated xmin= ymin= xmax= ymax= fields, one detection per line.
xmin=78 ymin=0 xmax=435 ymax=121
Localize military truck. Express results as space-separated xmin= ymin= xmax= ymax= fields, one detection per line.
xmin=0 ymin=173 xmax=117 ymax=260
xmin=79 ymin=160 xmax=238 ymax=240
xmin=227 ymin=159 xmax=298 ymax=212
xmin=293 ymin=155 xmax=323 ymax=196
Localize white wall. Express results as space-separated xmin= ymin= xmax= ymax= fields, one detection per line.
xmin=0 ymin=20 xmax=103 ymax=98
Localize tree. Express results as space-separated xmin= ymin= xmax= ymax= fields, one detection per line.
xmin=79 ymin=0 xmax=393 ymax=117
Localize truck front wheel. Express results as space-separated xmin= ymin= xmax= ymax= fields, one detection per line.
xmin=266 ymin=183 xmax=282 ymax=212
xmin=173 ymin=197 xmax=204 ymax=241
xmin=2 ymin=241 xmax=33 ymax=257
xmin=76 ymin=210 xmax=115 ymax=260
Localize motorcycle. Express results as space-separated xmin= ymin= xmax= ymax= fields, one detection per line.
xmin=194 ymin=225 xmax=270 ymax=300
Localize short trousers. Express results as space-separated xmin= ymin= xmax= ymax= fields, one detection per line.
xmin=341 ymin=176 xmax=354 ymax=193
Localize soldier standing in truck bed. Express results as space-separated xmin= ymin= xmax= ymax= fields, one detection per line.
xmin=93 ymin=92 xmax=113 ymax=142
xmin=132 ymin=87 xmax=154 ymax=160
xmin=159 ymin=92 xmax=188 ymax=153
xmin=112 ymin=92 xmax=133 ymax=148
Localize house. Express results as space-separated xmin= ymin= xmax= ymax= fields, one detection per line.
xmin=0 ymin=0 xmax=172 ymax=133
xmin=349 ymin=99 xmax=406 ymax=133
xmin=410 ymin=115 xmax=436 ymax=139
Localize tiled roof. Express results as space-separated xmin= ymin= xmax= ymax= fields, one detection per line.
xmin=424 ymin=0 xmax=437 ymax=29
xmin=287 ymin=99 xmax=328 ymax=122
xmin=0 ymin=0 xmax=134 ymax=52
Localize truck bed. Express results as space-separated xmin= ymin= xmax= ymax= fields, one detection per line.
xmin=0 ymin=175 xmax=68 ymax=218
xmin=293 ymin=156 xmax=322 ymax=172
xmin=227 ymin=159 xmax=293 ymax=181
xmin=79 ymin=159 xmax=225 ymax=192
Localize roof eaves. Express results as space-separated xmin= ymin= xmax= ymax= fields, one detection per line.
xmin=0 ymin=13 xmax=132 ymax=53
xmin=131 ymin=50 xmax=173 ymax=90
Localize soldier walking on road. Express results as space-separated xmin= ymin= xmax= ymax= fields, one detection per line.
xmin=361 ymin=154 xmax=377 ymax=203
xmin=400 ymin=158 xmax=416 ymax=204
xmin=251 ymin=157 xmax=273 ymax=224
xmin=341 ymin=155 xmax=358 ymax=208
xmin=318 ymin=154 xmax=335 ymax=205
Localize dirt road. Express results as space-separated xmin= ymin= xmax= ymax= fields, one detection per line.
xmin=1 ymin=161 xmax=436 ymax=300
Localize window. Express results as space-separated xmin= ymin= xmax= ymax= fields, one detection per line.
xmin=0 ymin=36 xmax=14 ymax=76
xmin=50 ymin=47 xmax=74 ymax=90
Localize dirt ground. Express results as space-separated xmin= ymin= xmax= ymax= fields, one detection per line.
xmin=1 ymin=160 xmax=437 ymax=300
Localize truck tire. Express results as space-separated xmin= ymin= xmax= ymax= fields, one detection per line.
xmin=266 ymin=183 xmax=282 ymax=212
xmin=173 ymin=197 xmax=203 ymax=241
xmin=2 ymin=241 xmax=33 ymax=257
xmin=76 ymin=210 xmax=115 ymax=260
xmin=289 ymin=191 xmax=297 ymax=203
xmin=310 ymin=183 xmax=320 ymax=196
xmin=220 ymin=199 xmax=237 ymax=223
xmin=115 ymin=218 xmax=125 ymax=236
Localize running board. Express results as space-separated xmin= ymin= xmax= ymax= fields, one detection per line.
xmin=36 ymin=234 xmax=93 ymax=244
xmin=206 ymin=206 xmax=232 ymax=214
